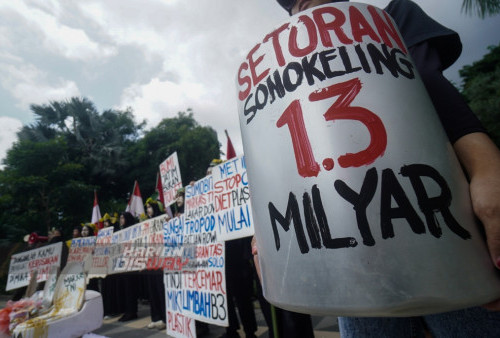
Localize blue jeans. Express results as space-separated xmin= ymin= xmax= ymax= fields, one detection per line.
xmin=338 ymin=306 xmax=500 ymax=337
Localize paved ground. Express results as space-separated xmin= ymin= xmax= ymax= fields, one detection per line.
xmin=93 ymin=300 xmax=340 ymax=338
xmin=1 ymin=295 xmax=340 ymax=337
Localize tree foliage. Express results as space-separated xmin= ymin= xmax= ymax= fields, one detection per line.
xmin=460 ymin=43 xmax=500 ymax=147
xmin=1 ymin=98 xmax=220 ymax=243
xmin=128 ymin=110 xmax=220 ymax=193
xmin=462 ymin=0 xmax=500 ymax=18
xmin=0 ymin=138 xmax=93 ymax=242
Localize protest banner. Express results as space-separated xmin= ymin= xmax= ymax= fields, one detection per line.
xmin=67 ymin=236 xmax=96 ymax=272
xmin=185 ymin=175 xmax=215 ymax=222
xmin=211 ymin=156 xmax=254 ymax=241
xmin=162 ymin=215 xmax=189 ymax=270
xmin=109 ymin=222 xmax=143 ymax=273
xmin=181 ymin=212 xmax=227 ymax=327
xmin=108 ymin=215 xmax=170 ymax=274
xmin=164 ymin=272 xmax=197 ymax=338
xmin=6 ymin=242 xmax=63 ymax=291
xmin=160 ymin=152 xmax=183 ymax=208
xmin=236 ymin=2 xmax=500 ymax=316
xmin=89 ymin=227 xmax=114 ymax=277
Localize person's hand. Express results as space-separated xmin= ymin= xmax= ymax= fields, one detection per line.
xmin=454 ymin=133 xmax=500 ymax=311
xmin=251 ymin=236 xmax=262 ymax=283
xmin=469 ymin=173 xmax=500 ymax=311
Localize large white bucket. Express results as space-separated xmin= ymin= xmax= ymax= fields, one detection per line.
xmin=236 ymin=2 xmax=500 ymax=316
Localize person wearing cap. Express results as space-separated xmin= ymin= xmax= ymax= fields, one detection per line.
xmin=267 ymin=0 xmax=500 ymax=336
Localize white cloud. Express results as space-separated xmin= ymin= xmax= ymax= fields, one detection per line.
xmin=0 ymin=57 xmax=81 ymax=109
xmin=0 ymin=117 xmax=23 ymax=168
xmin=118 ymin=77 xmax=208 ymax=127
xmin=0 ymin=1 xmax=116 ymax=61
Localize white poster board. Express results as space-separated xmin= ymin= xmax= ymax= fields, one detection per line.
xmin=160 ymin=152 xmax=183 ymax=207
xmin=67 ymin=236 xmax=96 ymax=272
xmin=211 ymin=156 xmax=254 ymax=241
xmin=164 ymin=272 xmax=197 ymax=338
xmin=89 ymin=227 xmax=114 ymax=277
xmin=6 ymin=242 xmax=62 ymax=291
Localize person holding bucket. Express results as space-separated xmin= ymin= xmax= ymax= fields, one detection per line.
xmin=244 ymin=0 xmax=500 ymax=336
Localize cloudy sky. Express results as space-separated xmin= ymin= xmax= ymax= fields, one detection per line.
xmin=1 ymin=0 xmax=499 ymax=166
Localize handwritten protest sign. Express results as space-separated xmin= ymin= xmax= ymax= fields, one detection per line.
xmin=181 ymin=211 xmax=227 ymax=326
xmin=164 ymin=272 xmax=196 ymax=338
xmin=67 ymin=236 xmax=96 ymax=272
xmin=185 ymin=175 xmax=214 ymax=222
xmin=89 ymin=227 xmax=114 ymax=277
xmin=108 ymin=215 xmax=170 ymax=274
xmin=163 ymin=215 xmax=189 ymax=271
xmin=109 ymin=222 xmax=143 ymax=273
xmin=211 ymin=156 xmax=254 ymax=241
xmin=6 ymin=242 xmax=62 ymax=291
xmin=160 ymin=152 xmax=183 ymax=207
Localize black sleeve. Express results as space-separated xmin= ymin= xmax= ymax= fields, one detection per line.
xmin=409 ymin=41 xmax=486 ymax=144
xmin=385 ymin=0 xmax=462 ymax=70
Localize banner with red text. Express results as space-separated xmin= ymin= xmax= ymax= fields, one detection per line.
xmin=160 ymin=152 xmax=183 ymax=208
xmin=67 ymin=236 xmax=96 ymax=272
xmin=110 ymin=215 xmax=169 ymax=274
xmin=6 ymin=242 xmax=62 ymax=291
xmin=211 ymin=156 xmax=254 ymax=241
xmin=165 ymin=272 xmax=197 ymax=338
xmin=89 ymin=227 xmax=114 ymax=277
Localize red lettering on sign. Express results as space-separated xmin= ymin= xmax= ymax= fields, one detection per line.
xmin=309 ymin=77 xmax=387 ymax=167
xmin=277 ymin=100 xmax=320 ymax=178
xmin=289 ymin=15 xmax=318 ymax=57
xmin=312 ymin=6 xmax=353 ymax=47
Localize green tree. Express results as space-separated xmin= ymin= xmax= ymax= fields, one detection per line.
xmin=459 ymin=43 xmax=500 ymax=147
xmin=0 ymin=138 xmax=93 ymax=241
xmin=128 ymin=110 xmax=220 ymax=198
xmin=18 ymin=97 xmax=145 ymax=203
xmin=462 ymin=0 xmax=500 ymax=17
xmin=1 ymin=99 xmax=221 ymax=243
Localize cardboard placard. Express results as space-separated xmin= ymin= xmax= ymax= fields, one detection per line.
xmin=6 ymin=242 xmax=62 ymax=291
xmin=89 ymin=227 xmax=114 ymax=276
xmin=160 ymin=152 xmax=183 ymax=207
xmin=211 ymin=156 xmax=254 ymax=241
xmin=67 ymin=236 xmax=96 ymax=272
xmin=164 ymin=272 xmax=197 ymax=338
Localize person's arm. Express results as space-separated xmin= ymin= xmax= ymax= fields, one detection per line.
xmin=455 ymin=133 xmax=500 ymax=311
xmin=454 ymin=133 xmax=500 ymax=270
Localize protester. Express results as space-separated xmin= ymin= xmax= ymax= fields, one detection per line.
xmin=47 ymin=227 xmax=68 ymax=269
xmin=251 ymin=239 xmax=314 ymax=338
xmin=72 ymin=225 xmax=82 ymax=239
xmin=144 ymin=197 xmax=167 ymax=330
xmin=222 ymin=236 xmax=258 ymax=338
xmin=101 ymin=212 xmax=125 ymax=319
xmin=66 ymin=225 xmax=82 ymax=249
xmin=81 ymin=224 xmax=95 ymax=237
xmin=172 ymin=191 xmax=211 ymax=336
xmin=265 ymin=0 xmax=500 ymax=336
xmin=172 ymin=188 xmax=185 ymax=217
xmin=117 ymin=211 xmax=140 ymax=322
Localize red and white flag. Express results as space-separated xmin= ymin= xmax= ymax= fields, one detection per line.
xmin=91 ymin=190 xmax=103 ymax=229
xmin=126 ymin=180 xmax=145 ymax=218
xmin=225 ymin=129 xmax=236 ymax=160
